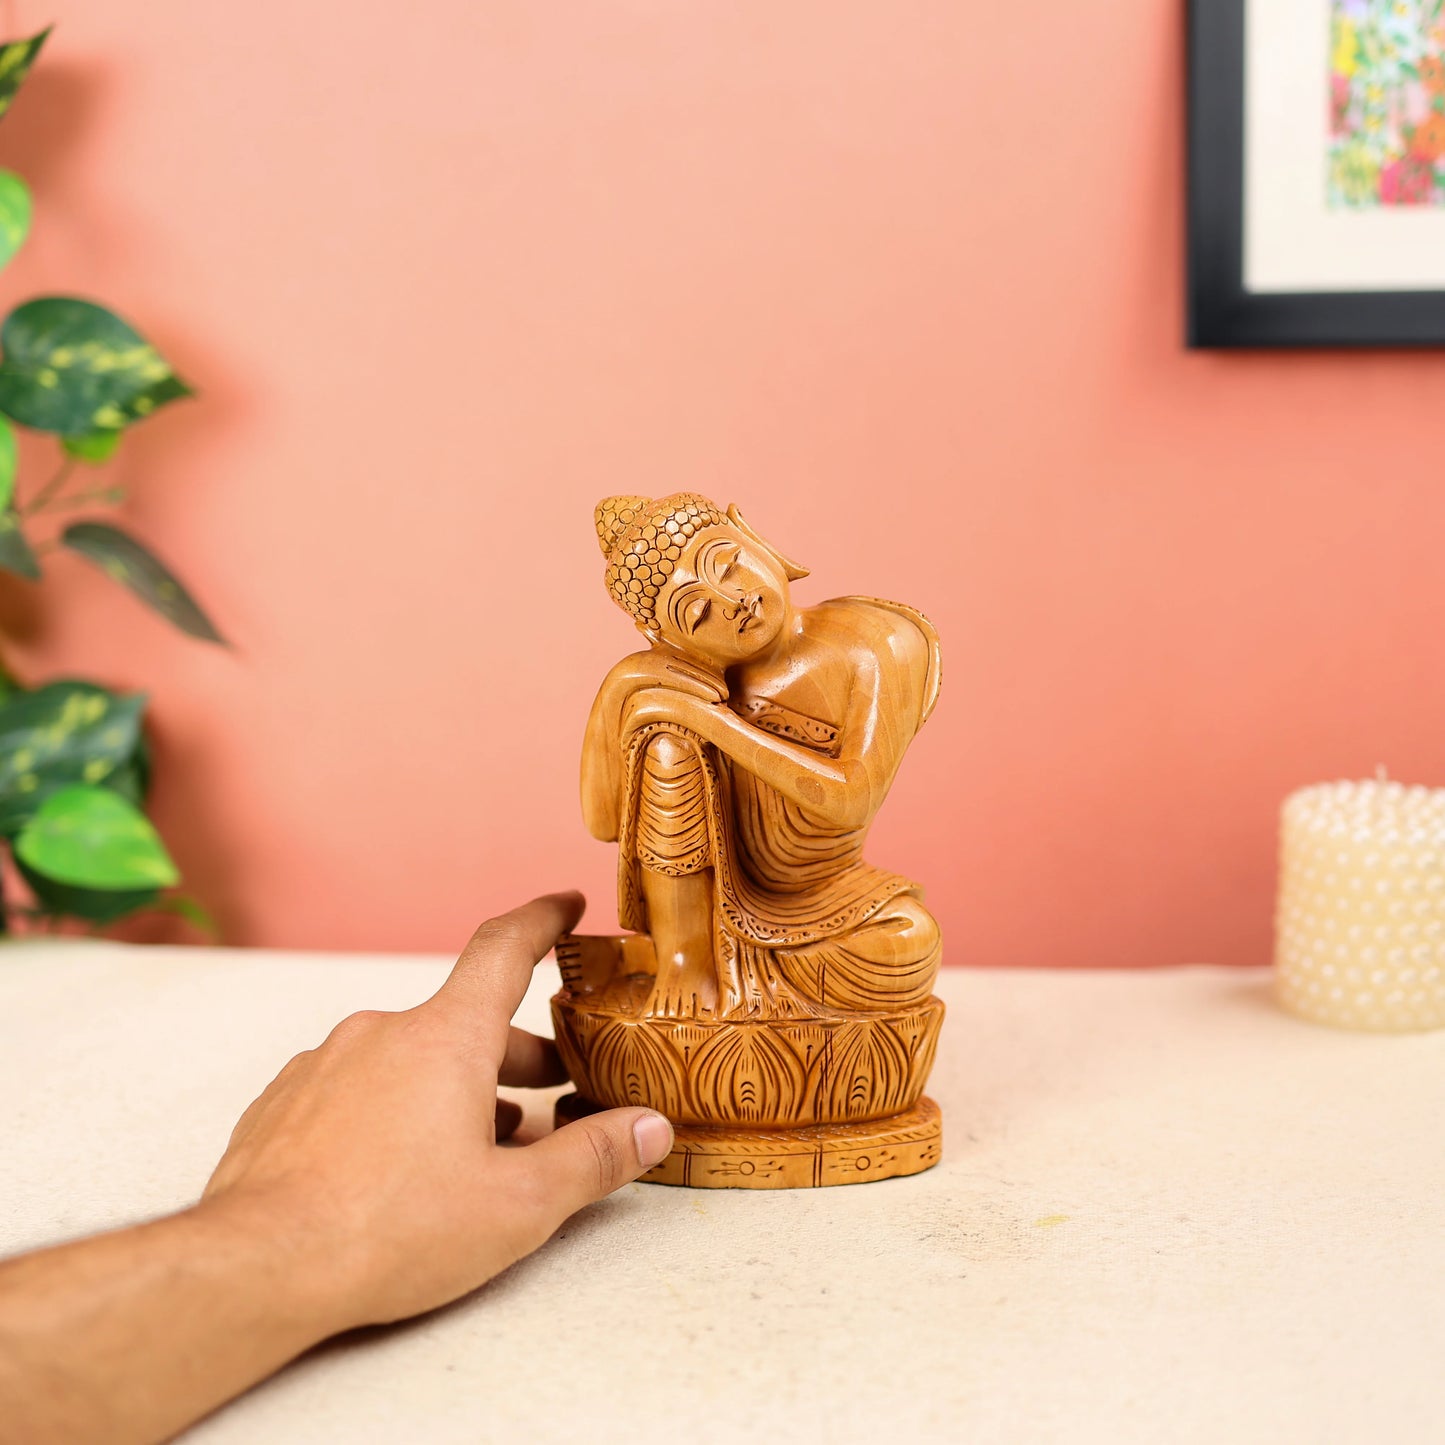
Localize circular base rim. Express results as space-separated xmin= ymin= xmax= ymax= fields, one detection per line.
xmin=555 ymin=1093 xmax=942 ymax=1189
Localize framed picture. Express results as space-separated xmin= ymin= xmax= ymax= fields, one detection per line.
xmin=1189 ymin=0 xmax=1445 ymax=347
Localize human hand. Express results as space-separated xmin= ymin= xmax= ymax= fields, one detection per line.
xmin=200 ymin=891 xmax=673 ymax=1334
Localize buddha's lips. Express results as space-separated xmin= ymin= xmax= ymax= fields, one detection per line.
xmin=737 ymin=599 xmax=763 ymax=634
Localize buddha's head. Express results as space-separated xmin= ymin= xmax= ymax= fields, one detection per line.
xmin=594 ymin=493 xmax=807 ymax=667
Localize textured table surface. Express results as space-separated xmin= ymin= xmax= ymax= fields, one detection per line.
xmin=2 ymin=941 xmax=1441 ymax=1444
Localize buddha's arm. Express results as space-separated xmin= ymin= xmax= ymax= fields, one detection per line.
xmin=687 ymin=705 xmax=860 ymax=824
xmin=581 ymin=685 xmax=624 ymax=841
xmin=621 ymin=621 xmax=929 ymax=830
xmin=582 ymin=651 xmax=728 ymax=841
xmin=622 ymin=680 xmax=906 ymax=832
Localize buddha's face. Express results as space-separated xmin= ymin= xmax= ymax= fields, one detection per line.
xmin=651 ymin=524 xmax=790 ymax=666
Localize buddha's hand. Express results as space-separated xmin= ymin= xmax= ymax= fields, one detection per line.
xmin=200 ymin=892 xmax=674 ymax=1334
xmin=601 ymin=649 xmax=728 ymax=713
xmin=619 ymin=685 xmax=718 ymax=743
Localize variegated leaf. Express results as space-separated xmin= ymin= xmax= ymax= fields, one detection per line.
xmin=15 ymin=782 xmax=179 ymax=890
xmin=0 ymin=680 xmax=147 ymax=833
xmin=0 ymin=297 xmax=191 ymax=436
xmin=0 ymin=170 xmax=31 ymax=272
xmin=61 ymin=521 xmax=225 ymax=643
xmin=0 ymin=28 xmax=50 ymax=123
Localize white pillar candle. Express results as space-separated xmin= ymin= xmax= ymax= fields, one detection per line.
xmin=1275 ymin=780 xmax=1445 ymax=1031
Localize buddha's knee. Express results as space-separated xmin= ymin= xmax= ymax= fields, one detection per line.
xmin=642 ymin=730 xmax=695 ymax=774
xmin=850 ymin=896 xmax=941 ymax=972
xmin=774 ymin=896 xmax=941 ymax=1011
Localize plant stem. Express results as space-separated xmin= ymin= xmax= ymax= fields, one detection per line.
xmin=37 ymin=486 xmax=124 ymax=513
xmin=22 ymin=458 xmax=77 ymax=517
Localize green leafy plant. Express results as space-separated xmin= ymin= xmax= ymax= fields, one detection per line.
xmin=0 ymin=27 xmax=223 ymax=936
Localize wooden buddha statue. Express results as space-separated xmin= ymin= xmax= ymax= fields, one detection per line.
xmin=553 ymin=493 xmax=944 ymax=1188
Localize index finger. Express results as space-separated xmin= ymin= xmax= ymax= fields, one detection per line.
xmin=427 ymin=891 xmax=586 ymax=1048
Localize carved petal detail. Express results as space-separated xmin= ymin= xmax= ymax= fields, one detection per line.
xmin=586 ymin=1019 xmax=687 ymax=1117
xmin=690 ymin=1025 xmax=807 ymax=1125
xmin=822 ymin=1019 xmax=916 ymax=1120
xmin=552 ymin=995 xmax=944 ymax=1129
xmin=771 ymin=1021 xmax=831 ymax=1074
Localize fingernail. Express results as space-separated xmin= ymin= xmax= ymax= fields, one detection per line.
xmin=633 ymin=1112 xmax=674 ymax=1169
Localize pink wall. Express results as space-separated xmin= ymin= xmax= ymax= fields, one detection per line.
xmin=2 ymin=2 xmax=1443 ymax=966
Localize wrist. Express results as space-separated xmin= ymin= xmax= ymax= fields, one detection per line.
xmin=185 ymin=1186 xmax=366 ymax=1344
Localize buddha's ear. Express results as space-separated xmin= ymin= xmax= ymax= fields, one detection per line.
xmin=727 ymin=503 xmax=809 ymax=581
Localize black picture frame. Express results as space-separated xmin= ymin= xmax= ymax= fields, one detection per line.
xmin=1187 ymin=0 xmax=1445 ymax=348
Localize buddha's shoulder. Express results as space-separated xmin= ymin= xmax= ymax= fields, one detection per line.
xmin=799 ymin=599 xmax=942 ymax=721
xmin=806 ymin=595 xmax=939 ymax=660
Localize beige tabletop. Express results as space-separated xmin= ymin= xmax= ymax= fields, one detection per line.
xmin=1 ymin=940 xmax=1441 ymax=1444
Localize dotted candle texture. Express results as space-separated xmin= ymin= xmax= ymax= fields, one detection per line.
xmin=1275 ymin=781 xmax=1445 ymax=1031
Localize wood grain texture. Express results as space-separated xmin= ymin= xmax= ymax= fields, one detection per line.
xmin=559 ymin=493 xmax=946 ymax=1187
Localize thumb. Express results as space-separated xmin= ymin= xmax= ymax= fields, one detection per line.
xmin=519 ymin=1108 xmax=674 ymax=1226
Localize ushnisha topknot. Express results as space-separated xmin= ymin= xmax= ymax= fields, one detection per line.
xmin=595 ymin=492 xmax=728 ymax=631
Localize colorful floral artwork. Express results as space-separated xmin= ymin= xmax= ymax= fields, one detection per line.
xmin=1329 ymin=0 xmax=1445 ymax=206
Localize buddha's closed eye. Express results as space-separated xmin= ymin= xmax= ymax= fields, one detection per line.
xmin=698 ymin=539 xmax=741 ymax=586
